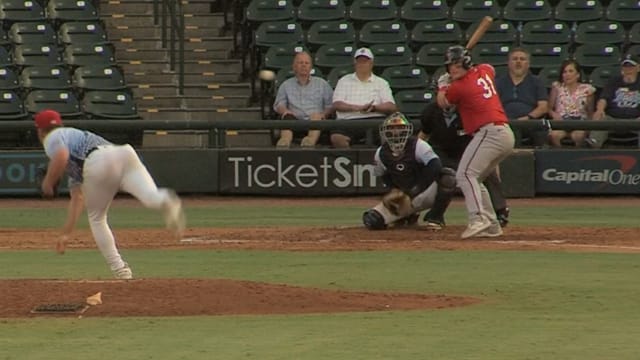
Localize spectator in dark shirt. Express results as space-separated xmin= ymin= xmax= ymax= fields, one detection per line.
xmin=589 ymin=53 xmax=640 ymax=148
xmin=495 ymin=47 xmax=549 ymax=148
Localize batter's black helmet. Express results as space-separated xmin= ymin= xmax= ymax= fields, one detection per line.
xmin=444 ymin=45 xmax=472 ymax=69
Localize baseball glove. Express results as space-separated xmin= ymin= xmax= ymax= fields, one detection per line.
xmin=382 ymin=188 xmax=413 ymax=217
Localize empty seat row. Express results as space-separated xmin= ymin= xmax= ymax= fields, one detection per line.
xmin=0 ymin=20 xmax=108 ymax=46
xmin=0 ymin=42 xmax=116 ymax=68
xmin=245 ymin=0 xmax=640 ymax=28
xmin=0 ymin=64 xmax=128 ymax=93
xmin=0 ymin=0 xmax=99 ymax=27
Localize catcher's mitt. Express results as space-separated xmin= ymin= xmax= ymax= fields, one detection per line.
xmin=382 ymin=188 xmax=413 ymax=217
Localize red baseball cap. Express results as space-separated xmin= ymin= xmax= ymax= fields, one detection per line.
xmin=34 ymin=109 xmax=63 ymax=129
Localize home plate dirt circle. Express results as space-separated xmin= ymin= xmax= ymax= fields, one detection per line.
xmin=0 ymin=279 xmax=479 ymax=318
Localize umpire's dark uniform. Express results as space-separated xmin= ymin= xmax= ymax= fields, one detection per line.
xmin=420 ymin=102 xmax=510 ymax=225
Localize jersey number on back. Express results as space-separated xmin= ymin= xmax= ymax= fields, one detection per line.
xmin=476 ymin=74 xmax=497 ymax=99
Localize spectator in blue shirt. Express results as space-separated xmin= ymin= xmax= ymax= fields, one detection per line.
xmin=273 ymin=51 xmax=334 ymax=148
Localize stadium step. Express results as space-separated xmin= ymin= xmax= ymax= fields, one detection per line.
xmin=128 ymin=83 xmax=251 ymax=97
xmin=124 ymin=70 xmax=241 ymax=84
xmin=117 ymin=47 xmax=231 ymax=61
xmin=111 ymin=36 xmax=234 ymax=51
xmin=100 ymin=0 xmax=219 ymax=15
xmin=102 ymin=13 xmax=226 ymax=29
xmin=118 ymin=59 xmax=242 ymax=73
xmin=139 ymin=107 xmax=263 ymax=121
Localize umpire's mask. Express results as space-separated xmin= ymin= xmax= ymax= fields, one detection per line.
xmin=379 ymin=112 xmax=413 ymax=156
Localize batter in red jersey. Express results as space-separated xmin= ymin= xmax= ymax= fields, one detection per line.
xmin=436 ymin=45 xmax=515 ymax=239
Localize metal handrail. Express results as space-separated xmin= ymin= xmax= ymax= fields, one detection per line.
xmin=153 ymin=0 xmax=185 ymax=95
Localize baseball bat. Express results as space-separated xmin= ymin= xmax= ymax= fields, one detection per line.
xmin=465 ymin=16 xmax=493 ymax=50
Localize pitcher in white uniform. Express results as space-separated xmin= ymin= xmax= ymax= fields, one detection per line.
xmin=35 ymin=109 xmax=186 ymax=279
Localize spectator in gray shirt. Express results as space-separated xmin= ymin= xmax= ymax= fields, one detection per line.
xmin=273 ymin=51 xmax=334 ymax=148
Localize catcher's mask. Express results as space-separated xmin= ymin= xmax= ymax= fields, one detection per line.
xmin=380 ymin=112 xmax=413 ymax=156
xmin=444 ymin=45 xmax=472 ymax=69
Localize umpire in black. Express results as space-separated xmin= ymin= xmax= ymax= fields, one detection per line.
xmin=420 ymin=102 xmax=510 ymax=227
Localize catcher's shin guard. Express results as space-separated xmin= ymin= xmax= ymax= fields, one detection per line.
xmin=362 ymin=209 xmax=387 ymax=230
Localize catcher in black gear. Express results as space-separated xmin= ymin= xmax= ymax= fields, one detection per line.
xmin=362 ymin=112 xmax=456 ymax=230
xmin=420 ymin=102 xmax=510 ymax=227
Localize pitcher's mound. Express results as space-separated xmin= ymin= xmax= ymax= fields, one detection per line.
xmin=0 ymin=279 xmax=479 ymax=318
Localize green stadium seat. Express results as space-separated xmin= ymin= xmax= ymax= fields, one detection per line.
xmin=72 ymin=64 xmax=128 ymax=93
xmin=606 ymin=0 xmax=640 ymax=26
xmin=297 ymin=0 xmax=346 ymax=24
xmin=13 ymin=44 xmax=63 ymax=67
xmin=573 ymin=44 xmax=622 ymax=69
xmin=358 ymin=20 xmax=408 ymax=45
xmin=465 ymin=19 xmax=517 ymax=44
xmin=400 ymin=0 xmax=449 ymax=25
xmin=471 ymin=43 xmax=512 ymax=66
xmin=326 ymin=65 xmax=352 ymax=88
xmin=625 ymin=22 xmax=640 ymax=45
xmin=502 ymin=0 xmax=552 ymax=22
xmin=0 ymin=90 xmax=28 ymax=120
xmin=63 ymin=43 xmax=116 ymax=68
xmin=47 ymin=0 xmax=100 ymax=25
xmin=520 ymin=20 xmax=572 ymax=45
xmin=0 ymin=0 xmax=45 ymax=26
xmin=262 ymin=44 xmax=308 ymax=70
xmin=254 ymin=21 xmax=304 ymax=48
xmin=20 ymin=65 xmax=72 ymax=91
xmin=415 ymin=42 xmax=455 ymax=70
xmin=574 ymin=20 xmax=625 ymax=46
xmin=0 ymin=67 xmax=20 ymax=91
xmin=450 ymin=0 xmax=500 ymax=24
xmin=381 ymin=65 xmax=429 ymax=91
xmin=394 ymin=89 xmax=434 ymax=118
xmin=24 ymin=89 xmax=82 ymax=118
xmin=522 ymin=43 xmax=570 ymax=70
xmin=245 ymin=0 xmax=296 ymax=24
xmin=81 ymin=90 xmax=140 ymax=120
xmin=313 ymin=43 xmax=355 ymax=73
xmin=0 ymin=45 xmax=14 ymax=67
xmin=587 ymin=65 xmax=618 ymax=89
xmin=410 ymin=20 xmax=463 ymax=50
xmin=370 ymin=43 xmax=412 ymax=68
xmin=8 ymin=22 xmax=57 ymax=45
xmin=58 ymin=21 xmax=108 ymax=45
xmin=554 ymin=0 xmax=604 ymax=24
xmin=348 ymin=0 xmax=398 ymax=26
xmin=306 ymin=20 xmax=356 ymax=51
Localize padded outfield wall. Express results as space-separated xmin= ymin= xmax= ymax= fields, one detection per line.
xmin=1 ymin=148 xmax=639 ymax=197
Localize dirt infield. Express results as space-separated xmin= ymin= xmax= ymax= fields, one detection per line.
xmin=1 ymin=196 xmax=638 ymax=318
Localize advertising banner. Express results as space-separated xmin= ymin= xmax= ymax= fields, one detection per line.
xmin=0 ymin=152 xmax=49 ymax=195
xmin=218 ymin=149 xmax=385 ymax=195
xmin=535 ymin=150 xmax=640 ymax=194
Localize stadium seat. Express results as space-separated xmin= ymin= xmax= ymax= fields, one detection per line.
xmin=465 ymin=19 xmax=517 ymax=45
xmin=313 ymin=43 xmax=355 ymax=73
xmin=606 ymin=0 xmax=640 ymax=26
xmin=520 ymin=20 xmax=572 ymax=45
xmin=72 ymin=65 xmax=128 ymax=93
xmin=348 ymin=0 xmax=398 ymax=26
xmin=47 ymin=0 xmax=100 ymax=25
xmin=394 ymin=89 xmax=434 ymax=118
xmin=24 ymin=89 xmax=82 ymax=118
xmin=20 ymin=65 xmax=72 ymax=91
xmin=502 ymin=0 xmax=552 ymax=22
xmin=537 ymin=65 xmax=571 ymax=89
xmin=471 ymin=43 xmax=512 ymax=66
xmin=358 ymin=20 xmax=408 ymax=46
xmin=626 ymin=22 xmax=640 ymax=45
xmin=63 ymin=43 xmax=117 ymax=68
xmin=254 ymin=21 xmax=304 ymax=49
xmin=0 ymin=90 xmax=28 ymax=120
xmin=450 ymin=0 xmax=500 ymax=24
xmin=410 ymin=20 xmax=464 ymax=50
xmin=13 ymin=44 xmax=63 ymax=68
xmin=400 ymin=0 xmax=449 ymax=24
xmin=415 ymin=43 xmax=456 ymax=70
xmin=574 ymin=20 xmax=625 ymax=46
xmin=81 ymin=90 xmax=140 ymax=119
xmin=523 ymin=44 xmax=570 ymax=71
xmin=262 ymin=44 xmax=308 ymax=70
xmin=573 ymin=44 xmax=622 ymax=69
xmin=588 ymin=65 xmax=618 ymax=89
xmin=0 ymin=0 xmax=45 ymax=26
xmin=58 ymin=21 xmax=109 ymax=45
xmin=297 ymin=0 xmax=346 ymax=24
xmin=0 ymin=28 xmax=8 ymax=46
xmin=305 ymin=20 xmax=356 ymax=51
xmin=554 ymin=0 xmax=604 ymax=24
xmin=369 ymin=43 xmax=412 ymax=68
xmin=245 ymin=0 xmax=296 ymax=24
xmin=326 ymin=65 xmax=352 ymax=88
xmin=381 ymin=65 xmax=429 ymax=91
xmin=8 ymin=22 xmax=57 ymax=45
xmin=0 ymin=46 xmax=14 ymax=67
xmin=0 ymin=67 xmax=20 ymax=91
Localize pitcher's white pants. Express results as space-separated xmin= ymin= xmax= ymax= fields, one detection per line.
xmin=82 ymin=145 xmax=173 ymax=271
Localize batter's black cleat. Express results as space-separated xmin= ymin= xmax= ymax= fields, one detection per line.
xmin=496 ymin=207 xmax=510 ymax=228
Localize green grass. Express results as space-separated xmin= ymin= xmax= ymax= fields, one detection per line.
xmin=2 ymin=200 xmax=640 ymax=359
